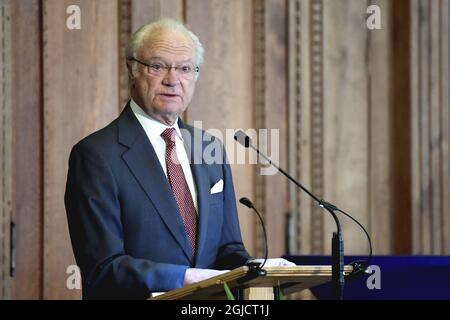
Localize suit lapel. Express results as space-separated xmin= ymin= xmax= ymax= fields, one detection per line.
xmin=179 ymin=121 xmax=210 ymax=266
xmin=118 ymin=104 xmax=193 ymax=264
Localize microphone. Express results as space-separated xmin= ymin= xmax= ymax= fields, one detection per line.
xmin=239 ymin=197 xmax=268 ymax=276
xmin=234 ymin=130 xmax=251 ymax=148
xmin=234 ymin=130 xmax=372 ymax=299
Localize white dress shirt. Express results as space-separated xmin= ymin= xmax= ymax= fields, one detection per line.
xmin=130 ymin=99 xmax=198 ymax=211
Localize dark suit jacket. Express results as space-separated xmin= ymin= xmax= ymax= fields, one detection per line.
xmin=64 ymin=103 xmax=251 ymax=299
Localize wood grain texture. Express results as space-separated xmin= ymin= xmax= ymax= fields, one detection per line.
xmin=131 ymin=0 xmax=183 ymax=32
xmin=298 ymin=0 xmax=313 ymax=255
xmin=118 ymin=0 xmax=132 ymax=110
xmin=309 ymin=0 xmax=325 ymax=254
xmin=0 ymin=0 xmax=13 ymax=300
xmin=243 ymin=287 xmax=274 ymax=300
xmin=430 ymin=0 xmax=441 ymax=254
xmin=185 ymin=0 xmax=256 ymax=254
xmin=252 ymin=0 xmax=289 ymax=258
xmin=10 ymin=0 xmax=43 ymax=299
xmin=288 ymin=0 xmax=303 ymax=255
xmin=151 ymin=265 xmax=353 ymax=300
xmin=391 ymin=0 xmax=412 ymax=254
xmin=43 ymin=0 xmax=119 ymax=299
xmin=254 ymin=0 xmax=267 ymax=259
xmin=411 ymin=0 xmax=450 ymax=254
xmin=289 ymin=0 xmax=394 ymax=255
xmin=262 ymin=0 xmax=289 ymax=258
xmin=322 ymin=0 xmax=370 ymax=254
xmin=289 ymin=0 xmax=391 ymax=256
xmin=410 ymin=0 xmax=421 ymax=253
xmin=440 ymin=0 xmax=450 ymax=254
xmin=419 ymin=0 xmax=431 ymax=253
xmin=298 ymin=0 xmax=314 ymax=255
xmin=367 ymin=0 xmax=392 ymax=254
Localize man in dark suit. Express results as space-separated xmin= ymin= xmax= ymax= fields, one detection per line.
xmin=65 ymin=18 xmax=294 ymax=299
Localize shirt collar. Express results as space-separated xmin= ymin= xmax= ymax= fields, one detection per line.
xmin=130 ymin=99 xmax=184 ymax=142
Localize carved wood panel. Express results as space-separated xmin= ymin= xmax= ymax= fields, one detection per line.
xmin=289 ymin=0 xmax=393 ymax=255
xmin=411 ymin=0 xmax=450 ymax=254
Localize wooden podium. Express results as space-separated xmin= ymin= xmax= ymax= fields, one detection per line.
xmin=150 ymin=265 xmax=353 ymax=300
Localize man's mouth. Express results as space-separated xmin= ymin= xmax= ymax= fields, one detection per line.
xmin=159 ymin=93 xmax=179 ymax=98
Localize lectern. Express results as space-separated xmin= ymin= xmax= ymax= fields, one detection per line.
xmin=150 ymin=265 xmax=353 ymax=300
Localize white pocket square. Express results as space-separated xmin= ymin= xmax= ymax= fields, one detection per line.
xmin=210 ymin=179 xmax=224 ymax=194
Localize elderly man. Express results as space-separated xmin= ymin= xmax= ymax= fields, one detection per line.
xmin=65 ymin=18 xmax=293 ymax=300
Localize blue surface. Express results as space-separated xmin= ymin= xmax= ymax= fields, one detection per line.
xmin=284 ymin=255 xmax=450 ymax=300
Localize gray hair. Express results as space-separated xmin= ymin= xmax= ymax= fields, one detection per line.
xmin=125 ymin=18 xmax=204 ymax=77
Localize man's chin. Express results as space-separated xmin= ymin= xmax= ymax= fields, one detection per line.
xmin=154 ymin=106 xmax=186 ymax=124
xmin=160 ymin=105 xmax=185 ymax=116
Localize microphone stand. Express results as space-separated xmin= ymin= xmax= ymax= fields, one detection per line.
xmin=238 ymin=197 xmax=268 ymax=280
xmin=236 ymin=132 xmax=344 ymax=300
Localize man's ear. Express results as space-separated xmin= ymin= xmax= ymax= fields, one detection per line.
xmin=126 ymin=61 xmax=136 ymax=88
xmin=126 ymin=61 xmax=134 ymax=78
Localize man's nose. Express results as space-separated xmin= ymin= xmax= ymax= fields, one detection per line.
xmin=162 ymin=67 xmax=180 ymax=86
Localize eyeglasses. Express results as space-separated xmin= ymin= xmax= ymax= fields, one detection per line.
xmin=129 ymin=58 xmax=199 ymax=80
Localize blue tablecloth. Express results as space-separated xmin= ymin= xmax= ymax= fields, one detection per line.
xmin=284 ymin=255 xmax=450 ymax=300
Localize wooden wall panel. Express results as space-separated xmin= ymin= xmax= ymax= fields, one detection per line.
xmin=410 ymin=0 xmax=421 ymax=253
xmin=392 ymin=0 xmax=412 ymax=254
xmin=10 ymin=0 xmax=43 ymax=299
xmin=290 ymin=0 xmax=393 ymax=255
xmin=288 ymin=0 xmax=300 ymax=255
xmin=250 ymin=0 xmax=290 ymax=258
xmin=43 ymin=0 xmax=119 ymax=299
xmin=441 ymin=0 xmax=450 ymax=254
xmin=185 ymin=0 xmax=256 ymax=255
xmin=0 ymin=0 xmax=13 ymax=300
xmin=429 ymin=0 xmax=441 ymax=254
xmin=131 ymin=0 xmax=183 ymax=31
xmin=322 ymin=0 xmax=370 ymax=254
xmin=411 ymin=0 xmax=450 ymax=254
xmin=418 ymin=0 xmax=431 ymax=252
xmin=290 ymin=0 xmax=333 ymax=255
xmin=118 ymin=0 xmax=132 ymax=109
xmin=254 ymin=0 xmax=267 ymax=258
xmin=309 ymin=0 xmax=326 ymax=254
xmin=289 ymin=0 xmax=313 ymax=255
xmin=259 ymin=0 xmax=289 ymax=258
xmin=367 ymin=0 xmax=392 ymax=254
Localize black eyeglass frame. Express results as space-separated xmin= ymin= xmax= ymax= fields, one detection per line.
xmin=128 ymin=57 xmax=200 ymax=75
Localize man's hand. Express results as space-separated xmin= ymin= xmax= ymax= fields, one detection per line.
xmin=249 ymin=258 xmax=296 ymax=267
xmin=183 ymin=268 xmax=229 ymax=286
